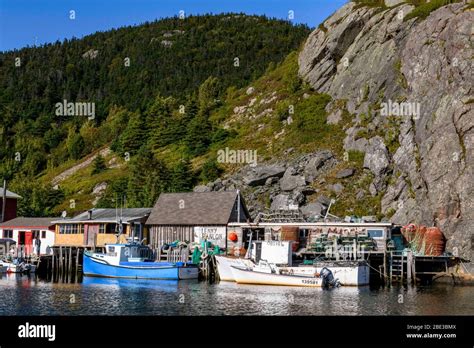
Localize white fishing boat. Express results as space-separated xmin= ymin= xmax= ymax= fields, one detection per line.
xmin=230 ymin=261 xmax=325 ymax=287
xmin=214 ymin=255 xmax=255 ymax=282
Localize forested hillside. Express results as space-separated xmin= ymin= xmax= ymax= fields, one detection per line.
xmin=0 ymin=14 xmax=309 ymax=216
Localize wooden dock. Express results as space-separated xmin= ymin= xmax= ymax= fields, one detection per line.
xmin=37 ymin=246 xmax=103 ymax=282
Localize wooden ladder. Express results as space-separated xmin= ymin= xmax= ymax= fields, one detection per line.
xmin=390 ymin=251 xmax=404 ymax=283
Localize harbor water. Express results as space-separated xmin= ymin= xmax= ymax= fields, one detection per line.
xmin=0 ymin=273 xmax=472 ymax=316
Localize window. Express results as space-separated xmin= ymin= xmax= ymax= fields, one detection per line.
xmin=59 ymin=224 xmax=81 ymax=234
xmin=99 ymin=224 xmax=106 ymax=233
xmin=41 ymin=231 xmax=46 ymax=239
xmin=106 ymin=224 xmax=116 ymax=234
xmin=3 ymin=229 xmax=13 ymax=238
xmin=368 ymin=229 xmax=384 ymax=238
xmin=32 ymin=230 xmax=40 ymax=238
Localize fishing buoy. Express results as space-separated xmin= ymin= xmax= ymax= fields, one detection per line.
xmin=229 ymin=232 xmax=238 ymax=242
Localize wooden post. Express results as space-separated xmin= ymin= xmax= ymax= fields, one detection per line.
xmin=75 ymin=248 xmax=80 ymax=280
xmin=389 ymin=252 xmax=392 ymax=283
xmin=68 ymin=247 xmax=73 ymax=281
xmin=52 ymin=248 xmax=55 ymax=278
xmin=401 ymin=253 xmax=404 ymax=284
xmin=407 ymin=250 xmax=412 ymax=285
xmin=59 ymin=246 xmax=63 ymax=280
xmin=413 ymin=257 xmax=417 ymax=285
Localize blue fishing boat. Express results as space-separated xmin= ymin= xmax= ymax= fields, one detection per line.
xmin=83 ymin=243 xmax=198 ymax=280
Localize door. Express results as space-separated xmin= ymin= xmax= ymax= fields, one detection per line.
xmin=24 ymin=231 xmax=33 ymax=255
xmin=84 ymin=225 xmax=99 ymax=246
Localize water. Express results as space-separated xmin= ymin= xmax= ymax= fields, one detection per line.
xmin=0 ymin=273 xmax=472 ymax=315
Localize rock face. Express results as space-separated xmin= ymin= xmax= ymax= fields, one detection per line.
xmin=242 ymin=165 xmax=285 ymax=186
xmin=299 ymin=2 xmax=474 ymax=268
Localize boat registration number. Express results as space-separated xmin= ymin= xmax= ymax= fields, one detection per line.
xmin=301 ymin=279 xmax=319 ymax=285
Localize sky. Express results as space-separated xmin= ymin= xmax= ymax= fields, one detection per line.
xmin=0 ymin=0 xmax=347 ymax=52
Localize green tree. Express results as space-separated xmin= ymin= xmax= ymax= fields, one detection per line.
xmin=170 ymin=159 xmax=194 ymax=192
xmin=199 ymin=159 xmax=222 ymax=183
xmin=117 ymin=111 xmax=146 ymax=155
xmin=91 ymin=154 xmax=107 ymax=175
xmin=146 ymin=95 xmax=179 ymax=149
xmin=127 ymin=146 xmax=170 ymax=207
xmin=66 ymin=127 xmax=85 ymax=160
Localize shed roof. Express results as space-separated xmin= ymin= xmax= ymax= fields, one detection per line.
xmin=0 ymin=217 xmax=55 ymax=228
xmin=146 ymin=191 xmax=246 ymax=225
xmin=52 ymin=208 xmax=152 ymax=224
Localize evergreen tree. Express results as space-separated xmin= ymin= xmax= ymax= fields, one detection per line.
xmin=91 ymin=154 xmax=107 ymax=175
xmin=170 ymin=159 xmax=194 ymax=192
xmin=185 ymin=114 xmax=212 ymax=157
xmin=118 ymin=112 xmax=146 ymax=155
xmin=127 ymin=146 xmax=170 ymax=207
xmin=199 ymin=159 xmax=222 ymax=183
xmin=146 ymin=95 xmax=179 ymax=149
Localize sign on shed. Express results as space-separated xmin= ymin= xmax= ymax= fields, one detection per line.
xmin=194 ymin=226 xmax=226 ymax=248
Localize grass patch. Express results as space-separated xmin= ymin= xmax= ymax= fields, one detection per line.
xmin=353 ymin=0 xmax=387 ymax=10
xmin=404 ymin=0 xmax=463 ymax=21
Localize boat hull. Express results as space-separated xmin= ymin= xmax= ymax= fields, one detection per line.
xmin=230 ymin=266 xmax=323 ymax=287
xmin=215 ymin=255 xmax=255 ymax=282
xmin=280 ymin=263 xmax=370 ymax=286
xmin=83 ymin=253 xmax=198 ymax=280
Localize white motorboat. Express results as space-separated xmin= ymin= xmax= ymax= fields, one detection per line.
xmin=0 ymin=260 xmax=36 ymax=273
xmin=230 ymin=261 xmax=333 ymax=287
xmin=215 ymin=255 xmax=255 ymax=282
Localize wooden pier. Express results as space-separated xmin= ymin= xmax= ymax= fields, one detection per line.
xmin=37 ymin=246 xmax=102 ymax=282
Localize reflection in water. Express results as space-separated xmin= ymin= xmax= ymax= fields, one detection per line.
xmin=0 ymin=274 xmax=472 ymax=315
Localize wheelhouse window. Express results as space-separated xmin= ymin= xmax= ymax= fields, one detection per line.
xmin=367 ymin=229 xmax=384 ymax=238
xmin=3 ymin=229 xmax=13 ymax=238
xmin=32 ymin=230 xmax=40 ymax=238
xmin=41 ymin=231 xmax=47 ymax=239
xmin=99 ymin=224 xmax=106 ymax=233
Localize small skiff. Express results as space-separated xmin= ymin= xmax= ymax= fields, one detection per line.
xmin=230 ymin=265 xmax=323 ymax=287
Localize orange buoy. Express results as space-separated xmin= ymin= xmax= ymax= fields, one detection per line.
xmin=228 ymin=232 xmax=238 ymax=242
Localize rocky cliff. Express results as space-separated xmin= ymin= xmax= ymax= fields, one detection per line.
xmin=298 ymin=1 xmax=473 ymax=266
xmin=198 ymin=1 xmax=473 ymax=268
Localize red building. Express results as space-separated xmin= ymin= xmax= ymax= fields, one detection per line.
xmin=0 ymin=189 xmax=21 ymax=222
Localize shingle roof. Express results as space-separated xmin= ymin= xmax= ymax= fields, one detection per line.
xmin=146 ymin=191 xmax=243 ymax=225
xmin=0 ymin=217 xmax=55 ymax=227
xmin=52 ymin=208 xmax=152 ymax=224
xmin=0 ymin=189 xmax=21 ymax=199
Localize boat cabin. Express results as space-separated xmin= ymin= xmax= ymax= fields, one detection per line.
xmin=94 ymin=243 xmax=154 ymax=266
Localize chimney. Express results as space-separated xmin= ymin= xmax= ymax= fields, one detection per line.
xmin=88 ymin=209 xmax=93 ymax=220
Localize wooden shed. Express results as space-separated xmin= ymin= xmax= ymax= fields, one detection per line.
xmin=146 ymin=191 xmax=251 ymax=254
